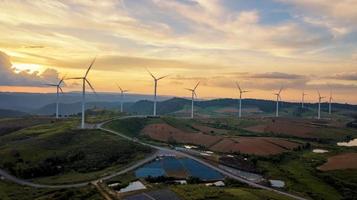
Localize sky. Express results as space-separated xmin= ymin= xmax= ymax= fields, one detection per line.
xmin=0 ymin=0 xmax=356 ymax=103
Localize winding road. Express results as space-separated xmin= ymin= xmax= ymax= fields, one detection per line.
xmin=0 ymin=116 xmax=307 ymax=200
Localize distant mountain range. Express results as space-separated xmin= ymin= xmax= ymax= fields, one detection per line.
xmin=32 ymin=97 xmax=357 ymax=117
xmin=0 ymin=109 xmax=28 ymax=118
xmin=0 ymin=92 xmax=169 ymax=111
xmin=0 ymin=92 xmax=356 ymax=118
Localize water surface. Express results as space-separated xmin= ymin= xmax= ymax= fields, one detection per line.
xmin=135 ymin=157 xmax=224 ymax=181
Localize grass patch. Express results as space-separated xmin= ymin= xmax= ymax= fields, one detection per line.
xmin=0 ymin=181 xmax=101 ymax=200
xmin=0 ymin=120 xmax=152 ymax=184
xmin=171 ymin=185 xmax=294 ymax=200
xmin=104 ymin=117 xmax=148 ymax=137
xmin=257 ymin=150 xmax=349 ymax=200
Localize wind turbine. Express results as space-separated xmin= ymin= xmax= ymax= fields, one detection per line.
xmin=329 ymin=90 xmax=333 ymax=115
xmin=302 ymin=91 xmax=307 ymax=109
xmin=147 ymin=68 xmax=168 ymax=116
xmin=317 ymin=90 xmax=325 ymax=120
xmin=274 ymin=87 xmax=283 ymax=117
xmin=185 ymin=81 xmax=200 ymax=119
xmin=45 ymin=76 xmax=65 ymax=119
xmin=116 ymin=84 xmax=128 ymax=113
xmin=236 ymin=82 xmax=249 ymax=118
xmin=68 ymin=58 xmax=97 ymax=129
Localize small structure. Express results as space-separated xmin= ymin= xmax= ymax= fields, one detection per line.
xmin=206 ymin=181 xmax=225 ymax=187
xmin=108 ymin=183 xmax=120 ymax=187
xmin=269 ymin=180 xmax=285 ymax=188
xmin=174 ymin=180 xmax=187 ymax=185
xmin=119 ymin=181 xmax=146 ymax=193
xmin=313 ymin=149 xmax=329 ymax=153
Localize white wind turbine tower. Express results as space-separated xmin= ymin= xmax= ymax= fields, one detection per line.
xmin=236 ymin=82 xmax=249 ymax=118
xmin=317 ymin=90 xmax=325 ymax=120
xmin=68 ymin=58 xmax=97 ymax=129
xmin=45 ymin=76 xmax=65 ymax=119
xmin=147 ymin=68 xmax=168 ymax=116
xmin=301 ymin=91 xmax=307 ymax=109
xmin=185 ymin=81 xmax=200 ymax=119
xmin=329 ymin=90 xmax=333 ymax=115
xmin=274 ymin=87 xmax=283 ymax=117
xmin=116 ymin=84 xmax=128 ymax=113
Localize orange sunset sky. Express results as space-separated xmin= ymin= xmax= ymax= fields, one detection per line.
xmin=0 ymin=1 xmax=356 ymax=103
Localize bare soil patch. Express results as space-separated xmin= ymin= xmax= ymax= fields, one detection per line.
xmin=318 ymin=153 xmax=357 ymax=171
xmin=141 ymin=123 xmax=222 ymax=147
xmin=142 ymin=122 xmax=300 ymax=156
xmin=244 ymin=118 xmax=317 ymax=138
xmin=191 ymin=124 xmax=228 ymax=135
xmin=211 ymin=137 xmax=299 ymax=156
xmin=215 ymin=107 xmax=238 ymax=113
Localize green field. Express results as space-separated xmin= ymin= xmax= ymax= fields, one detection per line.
xmin=0 ymin=119 xmax=152 ymax=184
xmin=171 ymin=185 xmax=294 ymax=200
xmin=0 ymin=180 xmax=102 ymax=200
xmin=257 ymin=148 xmax=357 ymax=200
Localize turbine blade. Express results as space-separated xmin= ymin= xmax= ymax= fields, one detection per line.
xmin=185 ymin=88 xmax=194 ymax=91
xmin=59 ymin=74 xmax=67 ymax=85
xmin=236 ymin=82 xmax=242 ymax=92
xmin=85 ymin=79 xmax=97 ymax=95
xmin=85 ymin=57 xmax=96 ymax=78
xmin=278 ymin=86 xmax=283 ymax=94
xmin=194 ymin=81 xmax=200 ymax=90
xmin=146 ymin=68 xmax=156 ymax=79
xmin=116 ymin=83 xmax=123 ymax=92
xmin=66 ymin=77 xmax=83 ymax=80
xmin=157 ymin=75 xmax=168 ymax=80
xmin=58 ymin=86 xmax=64 ymax=94
xmin=44 ymin=83 xmax=57 ymax=86
xmin=317 ymin=89 xmax=321 ymax=97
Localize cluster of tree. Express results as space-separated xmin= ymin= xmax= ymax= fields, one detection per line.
xmin=318 ymin=173 xmax=357 ymax=200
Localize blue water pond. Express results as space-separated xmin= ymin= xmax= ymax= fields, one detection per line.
xmin=135 ymin=157 xmax=224 ymax=181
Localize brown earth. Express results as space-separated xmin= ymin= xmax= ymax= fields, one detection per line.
xmin=141 ymin=123 xmax=222 ymax=147
xmin=215 ymin=107 xmax=238 ymax=113
xmin=142 ymin=122 xmax=301 ymax=156
xmin=191 ymin=124 xmax=228 ymax=135
xmin=244 ymin=118 xmax=317 ymax=138
xmin=318 ymin=153 xmax=357 ymax=171
xmin=211 ymin=137 xmax=300 ymax=156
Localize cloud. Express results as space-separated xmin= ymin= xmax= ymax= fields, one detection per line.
xmin=169 ymin=71 xmax=309 ymax=90
xmin=0 ymin=51 xmax=61 ymax=86
xmin=249 ymin=72 xmax=305 ymax=79
xmin=281 ymin=0 xmax=357 ymax=22
xmin=24 ymin=45 xmax=45 ymax=49
xmin=280 ymin=0 xmax=357 ymax=36
xmin=326 ymin=72 xmax=357 ymax=80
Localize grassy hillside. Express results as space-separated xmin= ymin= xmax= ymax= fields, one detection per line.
xmin=171 ymin=185 xmax=294 ymax=200
xmin=0 ymin=119 xmax=152 ymax=184
xmin=0 ymin=109 xmax=28 ymax=118
xmin=0 ymin=117 xmax=54 ymax=137
xmin=0 ymin=181 xmax=102 ymax=200
xmin=257 ymin=149 xmax=357 ymax=200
